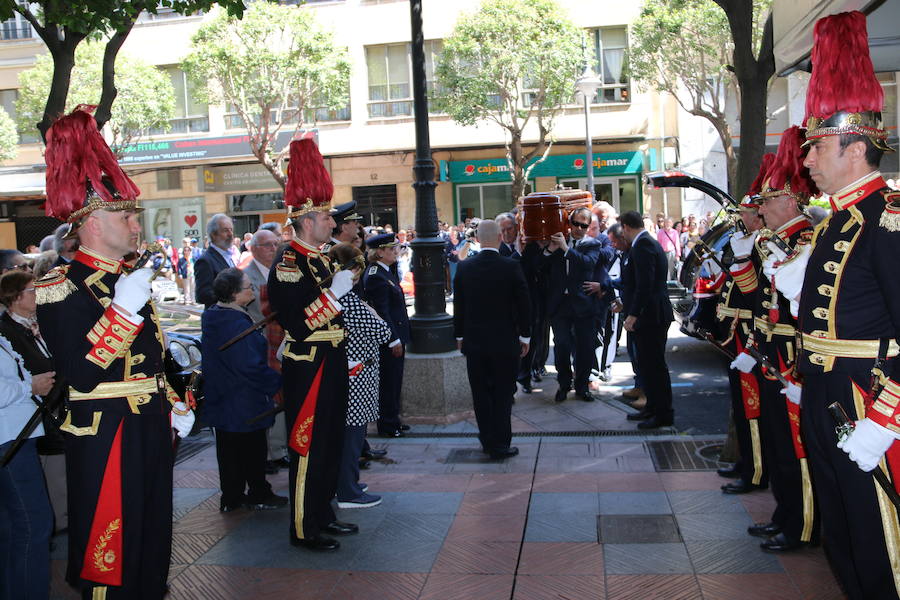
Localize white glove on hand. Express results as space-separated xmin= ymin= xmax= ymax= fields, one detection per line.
xmin=113 ymin=267 xmax=153 ymax=320
xmin=780 ymin=382 xmax=802 ymax=406
xmin=771 ymin=244 xmax=811 ymax=304
xmin=729 ymin=231 xmax=758 ymax=260
xmin=761 ymin=255 xmax=777 ymax=280
xmin=730 ymin=351 xmax=757 ymax=373
xmin=329 ymin=269 xmax=354 ymax=299
xmin=171 ymin=402 xmax=195 ymax=439
xmin=765 ymin=241 xmax=787 ymax=262
xmin=837 ymin=418 xmax=897 ymax=472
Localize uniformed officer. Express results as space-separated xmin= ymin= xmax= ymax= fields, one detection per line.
xmin=266 ymin=136 xmax=358 ymax=552
xmin=715 ymin=177 xmax=769 ymax=496
xmin=35 ymin=106 xmax=194 ymax=599
xmin=320 ymin=200 xmax=362 ymax=255
xmin=729 ymin=126 xmax=820 ymax=553
xmin=770 ymin=11 xmax=900 ymax=598
xmin=363 ymin=233 xmax=411 ymax=437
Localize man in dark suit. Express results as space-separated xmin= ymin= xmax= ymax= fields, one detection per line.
xmin=194 ymin=213 xmax=235 ymax=307
xmin=363 ymin=233 xmax=411 ymax=437
xmin=544 ymin=207 xmax=602 ymax=403
xmin=619 ymin=210 xmax=675 ymax=429
xmin=495 ymin=212 xmax=520 ymax=259
xmin=454 ymin=220 xmax=531 ymax=459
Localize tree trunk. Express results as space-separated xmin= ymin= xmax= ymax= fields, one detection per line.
xmin=508 ymin=133 xmax=527 ymax=202
xmin=734 ymin=73 xmax=770 ymax=197
xmin=255 ymin=144 xmax=286 ymax=190
xmin=96 ymin=20 xmax=137 ymax=131
xmin=35 ymin=30 xmax=86 ymax=143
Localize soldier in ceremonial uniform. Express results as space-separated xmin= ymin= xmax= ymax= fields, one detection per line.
xmin=715 ymin=168 xmax=769 ymax=495
xmin=730 ymin=126 xmax=819 ymax=552
xmin=266 ymin=137 xmax=358 ymax=551
xmin=35 ymin=107 xmax=194 ymax=599
xmin=363 ymin=233 xmax=411 ymax=438
xmin=770 ymin=12 xmax=900 ymax=598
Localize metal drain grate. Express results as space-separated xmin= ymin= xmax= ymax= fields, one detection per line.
xmin=597 ymin=514 xmax=682 ymax=544
xmin=175 ymin=438 xmax=215 ymax=466
xmin=401 ymin=429 xmax=677 ymax=439
xmin=646 ymin=440 xmax=725 ymax=471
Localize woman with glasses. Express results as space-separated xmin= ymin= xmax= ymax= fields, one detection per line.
xmin=201 ymin=267 xmax=286 ymax=512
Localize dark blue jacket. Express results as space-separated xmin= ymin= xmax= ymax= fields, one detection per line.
xmin=363 ymin=262 xmax=411 ymax=344
xmin=200 ymin=304 xmax=282 ymax=432
xmin=544 ymin=236 xmax=603 ymax=318
xmin=620 ymin=231 xmax=674 ymax=327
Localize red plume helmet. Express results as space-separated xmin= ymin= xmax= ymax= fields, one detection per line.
xmin=760 ymin=126 xmax=819 ymax=203
xmin=284 ymin=135 xmax=333 ymax=218
xmin=739 ymin=153 xmax=775 ymax=210
xmin=44 ymin=105 xmax=141 ymax=223
xmin=804 ymin=11 xmax=893 ymax=151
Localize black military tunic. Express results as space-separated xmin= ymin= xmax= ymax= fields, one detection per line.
xmin=266 ymin=238 xmax=349 ymax=541
xmin=750 ymin=216 xmax=818 ymax=545
xmin=797 ymin=172 xmax=900 ymax=599
xmin=36 ymin=247 xmax=175 ymax=600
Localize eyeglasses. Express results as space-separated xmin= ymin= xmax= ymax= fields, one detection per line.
xmin=256 ymin=242 xmax=278 ymax=249
xmin=571 ymin=221 xmax=590 ymax=230
xmin=241 ymin=284 xmax=254 ymax=291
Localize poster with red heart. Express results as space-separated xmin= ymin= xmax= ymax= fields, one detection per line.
xmin=143 ymin=199 xmax=204 ymax=244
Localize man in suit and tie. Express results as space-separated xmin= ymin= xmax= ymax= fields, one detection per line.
xmin=195 ymin=214 xmax=235 ymax=307
xmin=619 ymin=210 xmax=675 ymax=429
xmin=545 ymin=207 xmax=602 ymax=403
xmin=495 ymin=212 xmax=521 ymax=259
xmin=454 ymin=220 xmax=531 ymax=459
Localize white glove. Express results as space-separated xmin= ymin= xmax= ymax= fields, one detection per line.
xmin=171 ymin=401 xmax=195 ymax=439
xmin=329 ymin=269 xmax=354 ymax=299
xmin=837 ymin=418 xmax=898 ymax=472
xmin=730 ymin=351 xmax=757 ymax=373
xmin=780 ymin=382 xmax=802 ymax=406
xmin=771 ymin=244 xmax=811 ymax=304
xmin=113 ymin=267 xmax=153 ymax=321
xmin=765 ymin=241 xmax=788 ymax=262
xmin=729 ymin=231 xmax=757 ymax=260
xmin=761 ymin=255 xmax=777 ymax=280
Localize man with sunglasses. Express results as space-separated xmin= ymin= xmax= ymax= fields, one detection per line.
xmin=544 ymin=207 xmax=603 ymax=403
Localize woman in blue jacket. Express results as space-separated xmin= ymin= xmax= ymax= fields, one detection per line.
xmin=201 ymin=268 xmax=285 ymax=513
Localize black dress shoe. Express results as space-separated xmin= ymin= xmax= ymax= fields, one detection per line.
xmin=532 ymin=369 xmax=543 ymax=382
xmin=717 ymin=466 xmax=740 ymax=479
xmin=721 ymin=481 xmax=767 ymax=494
xmin=626 ymin=410 xmax=652 ymax=422
xmin=518 ymin=378 xmax=533 ymax=393
xmin=290 ymin=534 xmax=340 ymax=551
xmin=575 ymin=391 xmax=596 ymax=402
xmin=747 ymin=522 xmax=782 ymax=538
xmin=488 ymin=446 xmax=519 ymax=460
xmin=637 ymin=416 xmax=674 ymax=429
xmin=760 ymin=532 xmax=812 ymax=553
xmin=324 ymin=521 xmax=359 ymax=536
xmin=219 ymin=502 xmax=244 ymax=513
xmin=264 ymin=461 xmax=279 ymax=475
xmin=399 ymin=424 xmax=411 ymax=431
xmin=554 ymin=388 xmax=569 ymax=403
xmin=246 ymin=493 xmax=288 ymax=510
xmin=378 ymin=429 xmax=404 ymax=438
xmin=362 ymin=448 xmax=388 ymax=459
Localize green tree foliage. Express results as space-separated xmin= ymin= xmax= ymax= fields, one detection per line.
xmin=0 ymin=108 xmax=18 ymax=163
xmin=629 ymin=0 xmax=773 ymax=196
xmin=16 ymin=41 xmax=175 ymax=154
xmin=0 ymin=0 xmax=244 ymax=140
xmin=182 ymin=2 xmax=350 ymax=189
xmin=434 ymin=0 xmax=583 ymax=200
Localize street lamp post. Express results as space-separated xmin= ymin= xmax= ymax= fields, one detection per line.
xmin=407 ymin=0 xmax=454 ymax=353
xmin=575 ymin=68 xmax=602 ymax=198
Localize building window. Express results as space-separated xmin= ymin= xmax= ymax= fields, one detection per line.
xmin=0 ymin=12 xmax=33 ymax=41
xmin=0 ymin=88 xmax=38 ymax=143
xmin=366 ymin=40 xmax=442 ymax=118
xmin=149 ymin=67 xmax=208 ymax=135
xmin=456 ymin=182 xmax=529 ymax=223
xmin=229 ymin=192 xmax=283 ymax=214
xmin=156 ymin=169 xmax=182 ymax=191
xmin=137 ymin=4 xmax=203 ymax=23
xmin=224 ymin=93 xmax=350 ymax=130
xmin=590 ymin=27 xmax=629 ymax=103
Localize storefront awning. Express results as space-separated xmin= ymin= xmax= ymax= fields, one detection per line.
xmin=441 ymin=151 xmax=647 ymax=183
xmin=0 ymin=169 xmax=45 ymax=201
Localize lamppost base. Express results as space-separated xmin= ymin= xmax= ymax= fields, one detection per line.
xmin=409 ymin=312 xmax=455 ymax=354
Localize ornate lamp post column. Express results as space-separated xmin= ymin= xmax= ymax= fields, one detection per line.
xmin=574 ymin=67 xmax=602 ymax=198
xmin=407 ymin=0 xmax=454 ymax=353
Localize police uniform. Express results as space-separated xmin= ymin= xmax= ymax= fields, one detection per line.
xmin=363 ymin=233 xmax=411 ymax=436
xmin=321 ymin=201 xmax=360 ymax=255
xmin=37 ymin=248 xmax=178 ymax=599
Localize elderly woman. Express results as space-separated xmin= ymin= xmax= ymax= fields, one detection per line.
xmin=201 ymin=268 xmax=286 ymax=513
xmin=329 ymin=244 xmax=392 ymax=509
xmin=0 ymin=329 xmax=55 ymax=600
xmin=0 ymin=270 xmax=68 ymax=532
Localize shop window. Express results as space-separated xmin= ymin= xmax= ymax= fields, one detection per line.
xmin=156 ymin=169 xmax=182 ymax=191
xmin=149 ymin=67 xmax=209 ymax=134
xmin=456 ymin=182 xmax=529 ymax=224
xmin=878 ymin=72 xmax=898 ymax=179
xmin=229 ymin=192 xmax=284 ymax=214
xmin=366 ymin=40 xmax=442 ymax=118
xmin=589 ymin=27 xmax=629 ymax=104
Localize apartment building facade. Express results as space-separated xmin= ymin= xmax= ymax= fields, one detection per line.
xmin=0 ymin=0 xmax=685 ymax=249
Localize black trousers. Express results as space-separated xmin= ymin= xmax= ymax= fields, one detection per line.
xmin=65 ymin=409 xmax=172 ymax=600
xmin=466 ymin=350 xmax=518 ymax=451
xmin=632 ymin=321 xmax=673 ymax=420
xmin=214 ymin=428 xmax=271 ymax=507
xmin=802 ymin=370 xmax=899 ymax=600
xmin=283 ymin=346 xmax=348 ymax=541
xmin=530 ymin=317 xmax=551 ymax=377
xmin=377 ymin=346 xmax=405 ymax=433
xmin=551 ymin=307 xmax=596 ymax=394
